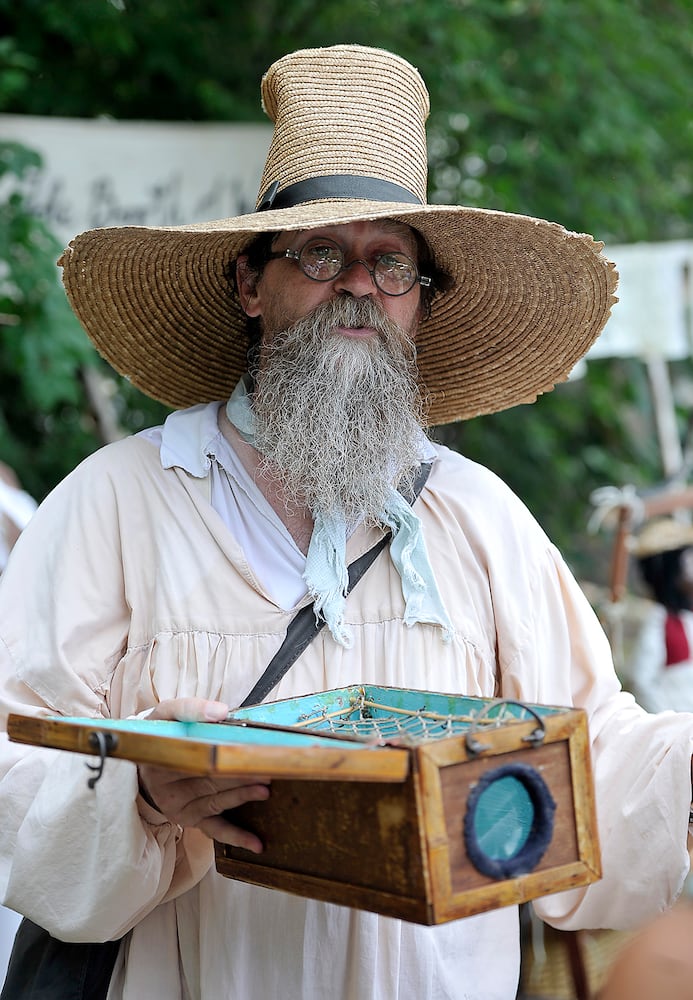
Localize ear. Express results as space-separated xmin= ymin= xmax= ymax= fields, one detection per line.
xmin=236 ymin=256 xmax=263 ymax=317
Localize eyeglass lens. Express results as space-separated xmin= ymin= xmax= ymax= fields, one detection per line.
xmin=298 ymin=239 xmax=419 ymax=295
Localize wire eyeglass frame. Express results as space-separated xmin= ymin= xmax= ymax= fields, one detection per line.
xmin=267 ymin=237 xmax=432 ymax=296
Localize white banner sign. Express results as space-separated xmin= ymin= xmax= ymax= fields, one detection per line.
xmin=588 ymin=239 xmax=693 ymax=361
xmin=2 ymin=115 xmax=691 ymax=364
xmin=1 ymin=114 xmax=272 ymax=246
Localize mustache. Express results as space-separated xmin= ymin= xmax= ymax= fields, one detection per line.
xmin=287 ymin=295 xmax=415 ymax=348
xmin=310 ymin=295 xmax=390 ymax=330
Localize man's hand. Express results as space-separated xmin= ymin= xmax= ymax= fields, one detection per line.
xmin=138 ymin=697 xmax=270 ymax=854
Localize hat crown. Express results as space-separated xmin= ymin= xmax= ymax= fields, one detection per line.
xmin=256 ymin=44 xmax=431 ymax=209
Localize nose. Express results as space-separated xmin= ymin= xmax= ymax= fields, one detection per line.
xmin=332 ymin=258 xmax=377 ymax=297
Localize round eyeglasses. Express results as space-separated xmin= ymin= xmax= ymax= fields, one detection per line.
xmin=267 ymin=237 xmax=432 ymax=296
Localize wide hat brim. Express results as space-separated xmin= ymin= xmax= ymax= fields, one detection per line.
xmin=59 ymin=197 xmax=618 ymax=426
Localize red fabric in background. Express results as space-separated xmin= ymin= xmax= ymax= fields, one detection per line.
xmin=665 ymin=613 xmax=690 ymax=666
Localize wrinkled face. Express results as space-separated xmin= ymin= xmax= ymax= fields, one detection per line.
xmin=236 ymin=220 xmax=424 ymax=351
xmin=234 ymin=221 xmax=429 ymax=522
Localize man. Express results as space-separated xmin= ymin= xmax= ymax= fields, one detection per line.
xmin=628 ymin=518 xmax=693 ymax=714
xmin=0 ymin=44 xmax=692 ymax=1000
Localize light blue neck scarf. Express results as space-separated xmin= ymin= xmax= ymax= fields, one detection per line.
xmin=226 ymin=377 xmax=453 ymax=646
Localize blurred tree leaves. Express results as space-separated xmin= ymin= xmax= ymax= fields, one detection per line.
xmin=0 ymin=141 xmax=97 ymax=497
xmin=0 ymin=0 xmax=691 ymax=574
xmin=0 ymin=146 xmax=86 ymax=407
xmin=2 ymin=0 xmax=689 ymax=242
xmin=0 ymin=142 xmax=169 ymax=500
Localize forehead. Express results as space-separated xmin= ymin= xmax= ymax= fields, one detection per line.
xmin=280 ymin=219 xmax=418 ymax=252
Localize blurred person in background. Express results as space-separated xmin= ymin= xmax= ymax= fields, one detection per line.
xmin=629 ymin=518 xmax=693 ymax=715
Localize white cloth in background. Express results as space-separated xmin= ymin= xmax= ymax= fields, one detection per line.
xmin=586 ymin=240 xmax=693 ymax=361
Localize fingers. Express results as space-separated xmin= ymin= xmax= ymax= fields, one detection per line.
xmin=139 ymin=700 xmax=268 ymax=853
xmin=198 ymin=811 xmax=267 ymax=854
xmin=137 ymin=767 xmax=271 ymax=854
xmin=147 ymin=697 xmax=229 ymax=723
xmin=179 ymin=778 xmax=272 ymax=855
xmin=171 ymin=777 xmax=271 ymax=829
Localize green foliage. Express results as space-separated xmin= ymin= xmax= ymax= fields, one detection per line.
xmin=0 ymin=0 xmax=692 ymax=574
xmin=434 ymin=358 xmax=663 ymax=579
xmin=2 ymin=0 xmax=690 ymax=243
xmin=0 ymin=141 xmax=96 ymax=498
xmin=1 ymin=147 xmax=84 ymax=405
xmin=418 ymin=0 xmax=693 ymax=245
xmin=0 ymin=140 xmax=169 ymax=501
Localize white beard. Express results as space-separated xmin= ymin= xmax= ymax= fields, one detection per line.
xmin=251 ymin=296 xmax=428 ymax=523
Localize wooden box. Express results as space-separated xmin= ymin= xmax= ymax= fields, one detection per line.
xmin=8 ymin=685 xmax=601 ymax=925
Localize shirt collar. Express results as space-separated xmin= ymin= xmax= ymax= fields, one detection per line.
xmin=158 ymin=401 xmax=226 ymax=477
xmin=156 ymin=384 xmax=438 ymax=477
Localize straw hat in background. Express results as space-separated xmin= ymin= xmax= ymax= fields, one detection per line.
xmin=629 ymin=517 xmax=693 ymax=559
xmin=58 ymin=44 xmax=618 ymax=426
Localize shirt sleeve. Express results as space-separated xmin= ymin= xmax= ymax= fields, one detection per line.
xmin=516 ymin=549 xmax=693 ymax=930
xmin=426 ymin=450 xmax=693 ymax=933
xmin=0 ymin=446 xmax=211 ymax=941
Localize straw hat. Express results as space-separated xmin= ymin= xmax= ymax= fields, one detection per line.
xmin=58 ymin=44 xmax=618 ymax=426
xmin=629 ymin=517 xmax=693 ymax=558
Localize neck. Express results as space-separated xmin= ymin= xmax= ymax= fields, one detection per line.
xmin=218 ymin=404 xmax=314 ymax=554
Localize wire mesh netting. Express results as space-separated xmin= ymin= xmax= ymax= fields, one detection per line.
xmin=291 ymin=689 xmax=541 ymax=745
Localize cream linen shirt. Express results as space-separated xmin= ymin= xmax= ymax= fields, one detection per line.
xmin=1 ymin=405 xmax=693 ymax=1000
